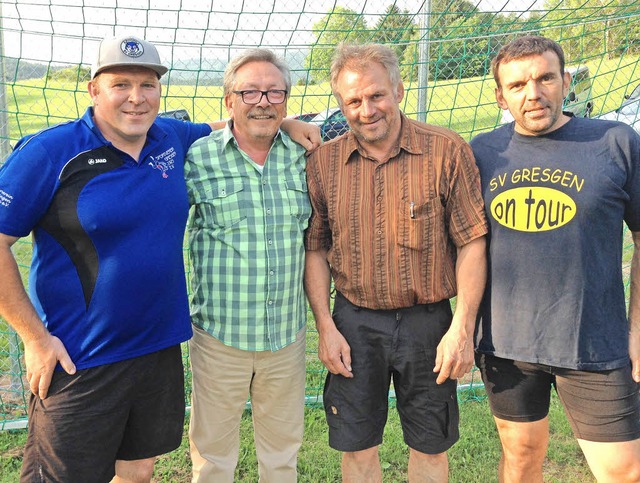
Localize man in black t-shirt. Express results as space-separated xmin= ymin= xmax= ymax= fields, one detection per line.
xmin=471 ymin=35 xmax=640 ymax=482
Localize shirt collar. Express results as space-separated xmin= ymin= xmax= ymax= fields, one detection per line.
xmin=344 ymin=112 xmax=424 ymax=164
xmin=82 ymin=107 xmax=105 ymax=142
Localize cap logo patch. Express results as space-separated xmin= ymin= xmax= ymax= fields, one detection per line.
xmin=121 ymin=39 xmax=144 ymax=58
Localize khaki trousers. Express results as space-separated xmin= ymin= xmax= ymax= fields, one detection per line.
xmin=189 ymin=325 xmax=306 ymax=482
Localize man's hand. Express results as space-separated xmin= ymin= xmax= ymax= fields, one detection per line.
xmin=304 ymin=249 xmax=351 ymax=377
xmin=0 ymin=233 xmax=76 ymax=399
xmin=24 ymin=333 xmax=76 ymax=399
xmin=281 ymin=117 xmax=322 ymax=152
xmin=629 ymin=231 xmax=640 ymax=382
xmin=630 ymin=327 xmax=640 ymax=383
xmin=433 ymin=320 xmax=474 ymax=384
xmin=433 ymin=236 xmax=486 ymax=384
xmin=317 ymin=322 xmax=353 ymax=378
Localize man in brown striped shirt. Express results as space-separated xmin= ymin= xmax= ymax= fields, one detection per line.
xmin=304 ymin=43 xmax=488 ymax=482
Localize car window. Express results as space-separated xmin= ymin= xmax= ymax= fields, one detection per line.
xmin=327 ymin=110 xmax=345 ymax=122
xmin=313 ymin=108 xmax=339 ymax=123
xmin=573 ymin=70 xmax=587 ymax=85
xmin=569 ymin=69 xmax=591 ymax=96
xmin=620 ymin=98 xmax=640 ymax=116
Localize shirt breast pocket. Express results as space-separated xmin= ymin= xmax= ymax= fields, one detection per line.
xmin=192 ymin=178 xmax=246 ymax=229
xmin=285 ymin=176 xmax=311 ymax=224
xmin=397 ymin=197 xmax=444 ymax=251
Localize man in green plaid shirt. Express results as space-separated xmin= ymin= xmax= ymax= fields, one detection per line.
xmin=185 ymin=48 xmax=311 ymax=482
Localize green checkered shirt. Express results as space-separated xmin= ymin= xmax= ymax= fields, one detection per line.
xmin=185 ymin=124 xmax=311 ymax=351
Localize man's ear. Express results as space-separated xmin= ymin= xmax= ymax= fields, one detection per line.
xmin=224 ymin=94 xmax=234 ymax=120
xmin=87 ymin=79 xmax=98 ymax=100
xmin=562 ymin=71 xmax=571 ymax=99
xmin=395 ymin=82 xmax=405 ymax=104
xmin=495 ymin=87 xmax=508 ymax=110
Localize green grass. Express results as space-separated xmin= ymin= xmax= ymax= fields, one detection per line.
xmin=5 ymin=53 xmax=639 ymax=142
xmin=0 ymin=392 xmax=594 ymax=482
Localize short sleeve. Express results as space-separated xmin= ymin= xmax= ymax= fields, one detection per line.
xmin=622 ymin=127 xmax=640 ymax=231
xmin=0 ymin=137 xmax=59 ymax=237
xmin=445 ymin=139 xmax=488 ymax=247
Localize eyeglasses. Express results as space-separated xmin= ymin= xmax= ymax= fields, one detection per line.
xmin=232 ymin=89 xmax=288 ymax=105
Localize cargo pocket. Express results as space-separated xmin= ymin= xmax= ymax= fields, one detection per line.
xmin=191 ymin=178 xmax=246 ymax=228
xmin=285 ymin=176 xmax=311 ymax=224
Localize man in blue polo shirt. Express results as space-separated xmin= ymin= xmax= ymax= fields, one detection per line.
xmin=0 ymin=35 xmax=319 ymax=482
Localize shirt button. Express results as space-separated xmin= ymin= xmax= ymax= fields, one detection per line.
xmin=377 ymin=230 xmax=382 ymax=235
xmin=269 ymin=270 xmax=275 ymax=275
xmin=268 ymin=239 xmax=273 ymax=245
xmin=266 ymin=209 xmax=272 ymax=215
xmin=268 ymin=300 xmax=274 ymax=305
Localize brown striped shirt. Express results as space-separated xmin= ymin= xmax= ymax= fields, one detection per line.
xmin=305 ymin=114 xmax=488 ymax=310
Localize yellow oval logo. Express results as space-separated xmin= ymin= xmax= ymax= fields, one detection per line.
xmin=490 ymin=187 xmax=576 ymax=232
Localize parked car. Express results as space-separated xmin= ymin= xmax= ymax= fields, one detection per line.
xmin=158 ymin=109 xmax=190 ymax=121
xmin=618 ymin=83 xmax=640 ymax=110
xmin=595 ymin=83 xmax=640 ymax=134
xmin=291 ymin=107 xmax=350 ymax=140
xmin=563 ymin=65 xmax=594 ymax=117
xmin=500 ymin=65 xmax=594 ymax=123
xmin=310 ymin=107 xmax=350 ymax=140
xmin=290 ymin=112 xmax=319 ymax=123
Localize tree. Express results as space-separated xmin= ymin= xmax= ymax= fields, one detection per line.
xmin=305 ymin=6 xmax=369 ymax=84
xmin=429 ymin=0 xmax=478 ymax=39
xmin=47 ymin=66 xmax=91 ymax=82
xmin=400 ymin=6 xmax=543 ymax=82
xmin=400 ymin=0 xmax=480 ymax=81
xmin=372 ymin=5 xmax=418 ymax=62
xmin=542 ymin=0 xmax=640 ymax=61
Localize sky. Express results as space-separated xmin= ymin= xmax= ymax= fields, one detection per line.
xmin=0 ymin=0 xmax=547 ymax=66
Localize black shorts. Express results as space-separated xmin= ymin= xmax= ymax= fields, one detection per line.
xmin=20 ymin=345 xmax=185 ymax=483
xmin=323 ymin=292 xmax=459 ymax=454
xmin=475 ymin=352 xmax=640 ymax=442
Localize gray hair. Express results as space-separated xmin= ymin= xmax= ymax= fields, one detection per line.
xmin=223 ymin=48 xmax=291 ymax=96
xmin=492 ymin=36 xmax=566 ymax=89
xmin=329 ymin=43 xmax=401 ymax=101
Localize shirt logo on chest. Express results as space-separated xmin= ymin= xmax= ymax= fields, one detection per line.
xmin=489 ymin=166 xmax=584 ymax=232
xmin=148 ymin=147 xmax=177 ymax=179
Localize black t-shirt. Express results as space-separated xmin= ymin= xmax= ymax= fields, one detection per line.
xmin=471 ymin=116 xmax=640 ymax=370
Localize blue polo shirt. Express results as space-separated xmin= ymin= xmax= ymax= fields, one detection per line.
xmin=0 ymin=107 xmax=211 ymax=370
